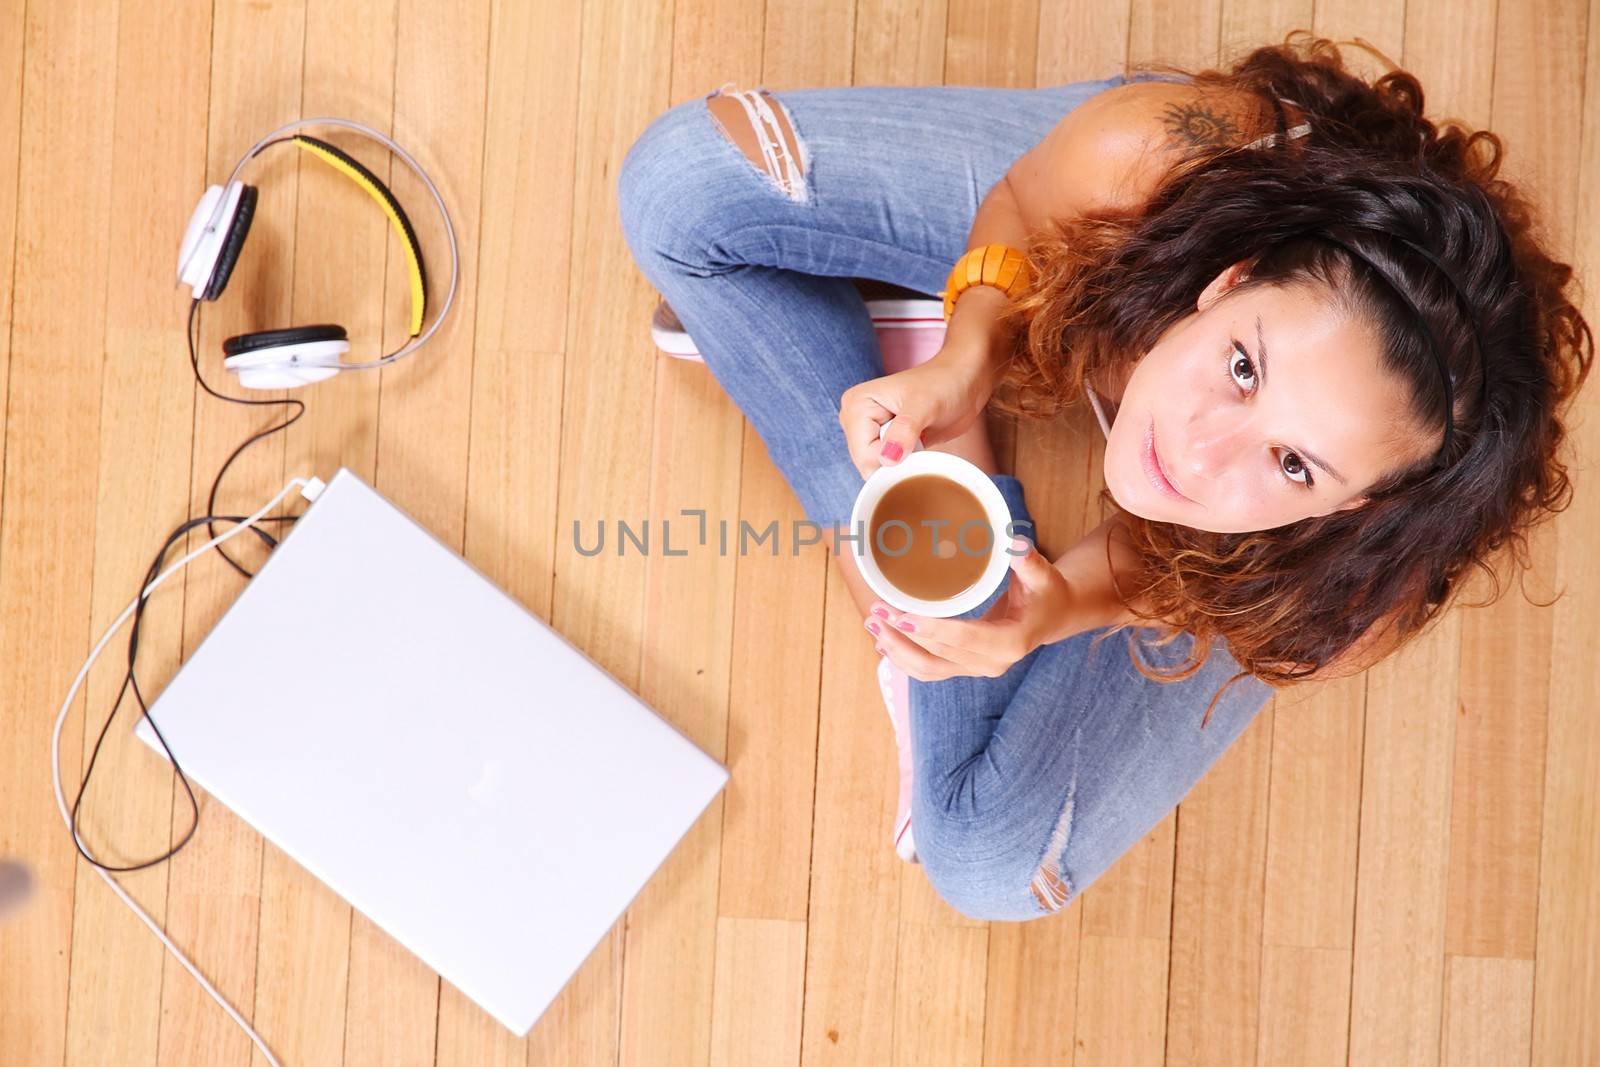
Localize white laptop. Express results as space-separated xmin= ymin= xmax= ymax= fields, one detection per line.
xmin=135 ymin=466 xmax=729 ymax=1035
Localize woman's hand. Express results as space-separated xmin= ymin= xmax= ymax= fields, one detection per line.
xmin=864 ymin=537 xmax=1075 ymax=681
xmin=839 ymin=341 xmax=994 ymax=479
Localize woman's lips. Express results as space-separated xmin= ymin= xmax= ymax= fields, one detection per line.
xmin=1143 ymin=418 xmax=1192 ymax=503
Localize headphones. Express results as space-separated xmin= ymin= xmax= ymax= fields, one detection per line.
xmin=176 ymin=117 xmax=459 ymax=389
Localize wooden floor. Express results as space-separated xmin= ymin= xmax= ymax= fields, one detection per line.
xmin=1 ymin=0 xmax=1596 ymax=1064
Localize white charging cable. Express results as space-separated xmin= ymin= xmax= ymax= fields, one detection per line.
xmin=50 ymin=474 xmax=324 ymax=1067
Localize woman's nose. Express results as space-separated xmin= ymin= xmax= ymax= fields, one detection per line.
xmin=1180 ymin=411 xmax=1251 ymax=482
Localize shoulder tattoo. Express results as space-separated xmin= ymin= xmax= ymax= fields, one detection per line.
xmin=1156 ymin=98 xmax=1245 ymax=150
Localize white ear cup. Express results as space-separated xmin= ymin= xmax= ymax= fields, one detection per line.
xmin=177 ymin=182 xmax=245 ymax=298
xmin=223 ymin=338 xmax=350 ymax=390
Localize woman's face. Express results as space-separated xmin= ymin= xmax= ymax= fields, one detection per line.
xmin=1103 ymin=262 xmax=1434 ymax=534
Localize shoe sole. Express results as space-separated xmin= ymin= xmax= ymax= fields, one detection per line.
xmin=895 ymin=813 xmax=918 ymax=863
xmin=653 ymin=298 xmax=945 ymax=361
xmin=878 ymin=656 xmax=921 ymax=865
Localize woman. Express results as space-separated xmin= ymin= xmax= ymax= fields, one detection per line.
xmin=615 ymin=33 xmax=1593 ymax=921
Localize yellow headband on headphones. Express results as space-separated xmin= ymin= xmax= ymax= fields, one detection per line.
xmin=289 ymin=134 xmax=427 ymax=337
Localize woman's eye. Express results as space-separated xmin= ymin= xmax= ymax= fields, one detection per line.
xmin=1280 ymin=451 xmax=1314 ymax=488
xmin=1228 ymin=339 xmax=1315 ymax=490
xmin=1227 ymin=340 xmax=1257 ymax=392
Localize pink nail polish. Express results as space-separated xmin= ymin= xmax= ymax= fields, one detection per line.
xmin=896 ymin=619 xmax=915 ymax=633
xmin=866 ymin=620 xmax=881 ymax=635
xmin=871 ymin=605 xmax=890 ymax=619
xmin=875 ymin=646 xmax=886 ymax=656
xmin=881 ymin=441 xmax=903 ymax=463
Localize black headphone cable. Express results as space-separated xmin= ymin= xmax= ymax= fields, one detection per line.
xmin=69 ymin=300 xmax=314 ymax=871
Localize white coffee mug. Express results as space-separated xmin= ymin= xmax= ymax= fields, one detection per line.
xmin=849 ymin=419 xmax=1019 ymax=617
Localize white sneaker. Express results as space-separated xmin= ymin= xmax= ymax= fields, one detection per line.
xmin=650 ymin=299 xmax=702 ymax=359
xmin=876 ymin=656 xmax=920 ymax=864
xmin=648 ymin=296 xmax=946 ymax=363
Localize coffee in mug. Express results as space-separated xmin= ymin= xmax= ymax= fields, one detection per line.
xmin=849 ymin=423 xmax=1019 ymax=617
xmin=868 ymin=474 xmax=993 ymax=602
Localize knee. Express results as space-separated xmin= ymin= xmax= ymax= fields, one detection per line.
xmin=704 ymin=84 xmax=810 ymax=204
xmin=617 ymin=97 xmax=714 ymax=267
xmin=913 ymin=761 xmax=1080 ymax=921
xmin=914 ymin=807 xmax=1078 ymax=923
xmin=617 ymin=84 xmax=812 ymax=274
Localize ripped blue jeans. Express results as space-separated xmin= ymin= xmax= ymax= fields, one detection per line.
xmin=616 ymin=73 xmax=1273 ymax=921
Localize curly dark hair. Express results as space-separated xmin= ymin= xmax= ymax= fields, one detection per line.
xmin=990 ymin=31 xmax=1594 ymax=726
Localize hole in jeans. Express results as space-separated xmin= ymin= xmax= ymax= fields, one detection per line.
xmin=1030 ymin=791 xmax=1075 ymax=913
xmin=706 ymin=82 xmax=810 ymax=203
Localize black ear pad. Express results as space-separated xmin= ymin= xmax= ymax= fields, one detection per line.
xmin=222 ymin=323 xmax=349 ymax=357
xmin=204 ymin=183 xmax=259 ymax=302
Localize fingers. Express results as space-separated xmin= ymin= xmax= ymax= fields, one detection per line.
xmin=865 ymin=607 xmax=1009 ymax=680
xmin=867 ymin=614 xmax=964 ymax=681
xmin=869 ymin=605 xmax=958 ymax=656
xmin=870 ymin=601 xmax=1017 ymax=669
xmin=840 ymin=389 xmax=894 ymax=478
xmin=875 ymin=414 xmax=922 ymax=468
xmin=839 ymin=376 xmax=931 ymax=478
xmin=873 ymin=612 xmax=964 ymax=662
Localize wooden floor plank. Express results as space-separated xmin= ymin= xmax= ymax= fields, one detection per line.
xmin=1528 ymin=0 xmax=1600 ymax=1053
xmin=724 ymin=427 xmax=831 ymax=1029
xmin=1258 ymin=678 xmax=1363 ymax=1065
xmin=659 ymin=0 xmax=762 ymax=924
xmin=723 ymin=451 xmax=832 ymax=934
xmin=1165 ymin=705 xmax=1275 ymax=1067
xmin=1530 ymin=0 xmax=1600 ymax=1017
xmin=64 ymin=2 xmax=213 ymax=1065
xmin=0 ymin=3 xmax=121 ymax=1065
xmin=709 ymin=917 xmax=808 ymax=1067
xmin=0 ymin=0 xmax=22 ymax=487
xmin=1075 ymin=935 xmax=1169 ymax=1066
xmin=1442 ymin=956 xmax=1534 ymax=1066
xmin=982 ymin=915 xmax=1084 ymax=1066
xmin=1256 ymin=944 xmax=1352 ymax=1067
xmin=1262 ymin=677 xmax=1364 ymax=954
xmin=893 ymin=923 xmax=990 ymax=1066
xmin=1079 ymin=813 xmax=1178 ymax=942
xmin=620 ymin=360 xmax=743 ymax=1066
xmin=1348 ymin=615 xmax=1461 ymax=1065
xmin=1532 ymin=405 xmax=1600 ymax=1062
xmin=808 ymin=556 xmax=902 ymax=1066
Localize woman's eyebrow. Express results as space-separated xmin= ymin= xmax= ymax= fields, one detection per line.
xmin=1254 ymin=313 xmax=1350 ymax=486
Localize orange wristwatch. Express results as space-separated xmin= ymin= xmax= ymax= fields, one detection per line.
xmin=940 ymin=242 xmax=1032 ymax=321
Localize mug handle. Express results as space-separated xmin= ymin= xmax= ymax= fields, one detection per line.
xmin=876 ymin=417 xmax=924 ymax=453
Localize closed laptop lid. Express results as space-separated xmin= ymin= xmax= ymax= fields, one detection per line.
xmin=135 ymin=467 xmax=729 ymax=1034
